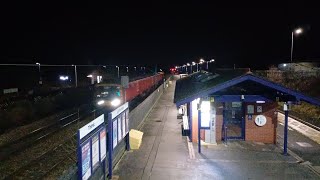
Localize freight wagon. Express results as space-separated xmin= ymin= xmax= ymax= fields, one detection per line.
xmin=94 ymin=73 xmax=164 ymax=108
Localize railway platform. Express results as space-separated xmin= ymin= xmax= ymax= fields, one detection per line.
xmin=112 ymin=76 xmax=320 ymax=180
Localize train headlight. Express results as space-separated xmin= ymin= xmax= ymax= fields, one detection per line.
xmin=97 ymin=100 xmax=105 ymax=106
xmin=111 ymin=98 xmax=121 ymax=107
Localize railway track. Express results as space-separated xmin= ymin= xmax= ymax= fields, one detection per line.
xmin=0 ymin=111 xmax=78 ymax=161
xmin=0 ymin=82 xmax=162 ymax=179
xmin=0 ymin=105 xmax=97 ymax=162
xmin=4 ymin=134 xmax=77 ymax=180
xmin=0 ymin=107 xmax=102 ymax=180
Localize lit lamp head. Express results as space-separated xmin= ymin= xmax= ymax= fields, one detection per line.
xmin=59 ymin=76 xmax=69 ymax=81
xmin=294 ymin=28 xmax=303 ymax=35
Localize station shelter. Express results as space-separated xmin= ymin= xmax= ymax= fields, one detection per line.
xmin=174 ymin=69 xmax=320 ymax=153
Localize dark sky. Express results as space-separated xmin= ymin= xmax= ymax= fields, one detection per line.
xmin=0 ymin=3 xmax=319 ymax=70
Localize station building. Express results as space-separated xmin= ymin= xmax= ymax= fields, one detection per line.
xmin=174 ymin=69 xmax=320 ymax=152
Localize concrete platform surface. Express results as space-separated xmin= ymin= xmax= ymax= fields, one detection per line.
xmin=113 ymin=76 xmax=320 ymax=180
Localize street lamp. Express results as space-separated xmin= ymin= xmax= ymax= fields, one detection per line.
xmin=291 ymin=27 xmax=303 ymax=63
xmin=116 ymin=66 xmax=119 ymax=78
xmin=134 ymin=67 xmax=136 ymax=71
xmin=126 ymin=66 xmax=129 ymax=73
xmin=36 ymin=62 xmax=42 ymax=84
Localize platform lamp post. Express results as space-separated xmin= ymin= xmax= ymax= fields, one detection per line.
xmin=186 ymin=63 xmax=190 ymax=73
xmin=283 ymin=103 xmax=289 ymax=155
xmin=36 ymin=62 xmax=42 ymax=84
xmin=116 ymin=66 xmax=120 ymax=78
xmin=199 ymin=59 xmax=205 ymax=71
xmin=192 ymin=62 xmax=196 ymax=72
xmin=126 ymin=66 xmax=129 ymax=73
xmin=207 ymin=59 xmax=215 ymax=70
xmin=291 ymin=28 xmax=303 ymax=63
xmin=72 ymin=64 xmax=77 ymax=87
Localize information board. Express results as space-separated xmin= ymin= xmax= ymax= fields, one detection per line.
xmin=117 ymin=117 xmax=122 ymax=142
xmin=125 ymin=109 xmax=129 ymax=134
xmin=122 ymin=113 xmax=126 ymax=138
xmin=113 ymin=120 xmax=118 ymax=148
xmin=108 ymin=102 xmax=130 ymax=178
xmin=81 ymin=141 xmax=91 ymax=180
xmin=91 ymin=135 xmax=99 ymax=171
xmin=100 ymin=128 xmax=107 ymax=160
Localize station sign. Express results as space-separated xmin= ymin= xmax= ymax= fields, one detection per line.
xmin=77 ymin=114 xmax=107 ymax=180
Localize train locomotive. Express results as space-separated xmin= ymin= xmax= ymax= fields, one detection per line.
xmin=94 ymin=73 xmax=164 ymax=108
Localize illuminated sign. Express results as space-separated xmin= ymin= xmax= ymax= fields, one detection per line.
xmin=201 ymin=101 xmax=210 ymax=128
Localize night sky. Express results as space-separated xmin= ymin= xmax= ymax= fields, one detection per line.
xmin=1 ymin=3 xmax=319 ymax=70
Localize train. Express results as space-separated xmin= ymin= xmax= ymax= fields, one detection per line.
xmin=94 ymin=73 xmax=164 ymax=108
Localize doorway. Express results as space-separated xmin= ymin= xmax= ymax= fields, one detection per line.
xmin=223 ymin=102 xmax=245 ymax=140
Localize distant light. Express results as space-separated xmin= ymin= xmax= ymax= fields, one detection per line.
xmin=160 ymin=69 xmax=163 ymax=71
xmin=175 ymin=66 xmax=178 ymax=69
xmin=186 ymin=63 xmax=190 ymax=66
xmin=103 ymin=66 xmax=106 ymax=68
xmin=87 ymin=74 xmax=93 ymax=78
xmin=192 ymin=62 xmax=196 ymax=65
xmin=283 ymin=64 xmax=287 ymax=67
xmin=210 ymin=59 xmax=215 ymax=62
xmin=111 ymin=98 xmax=121 ymax=106
xmin=256 ymin=101 xmax=265 ymax=104
xmin=36 ymin=62 xmax=40 ymax=65
xmin=59 ymin=76 xmax=69 ymax=81
xmin=200 ymin=58 xmax=205 ymax=62
xmin=97 ymin=100 xmax=105 ymax=105
xmin=294 ymin=28 xmax=303 ymax=34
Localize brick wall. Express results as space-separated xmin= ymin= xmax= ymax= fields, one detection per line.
xmin=244 ymin=102 xmax=277 ymax=144
xmin=191 ymin=105 xmax=198 ymax=142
